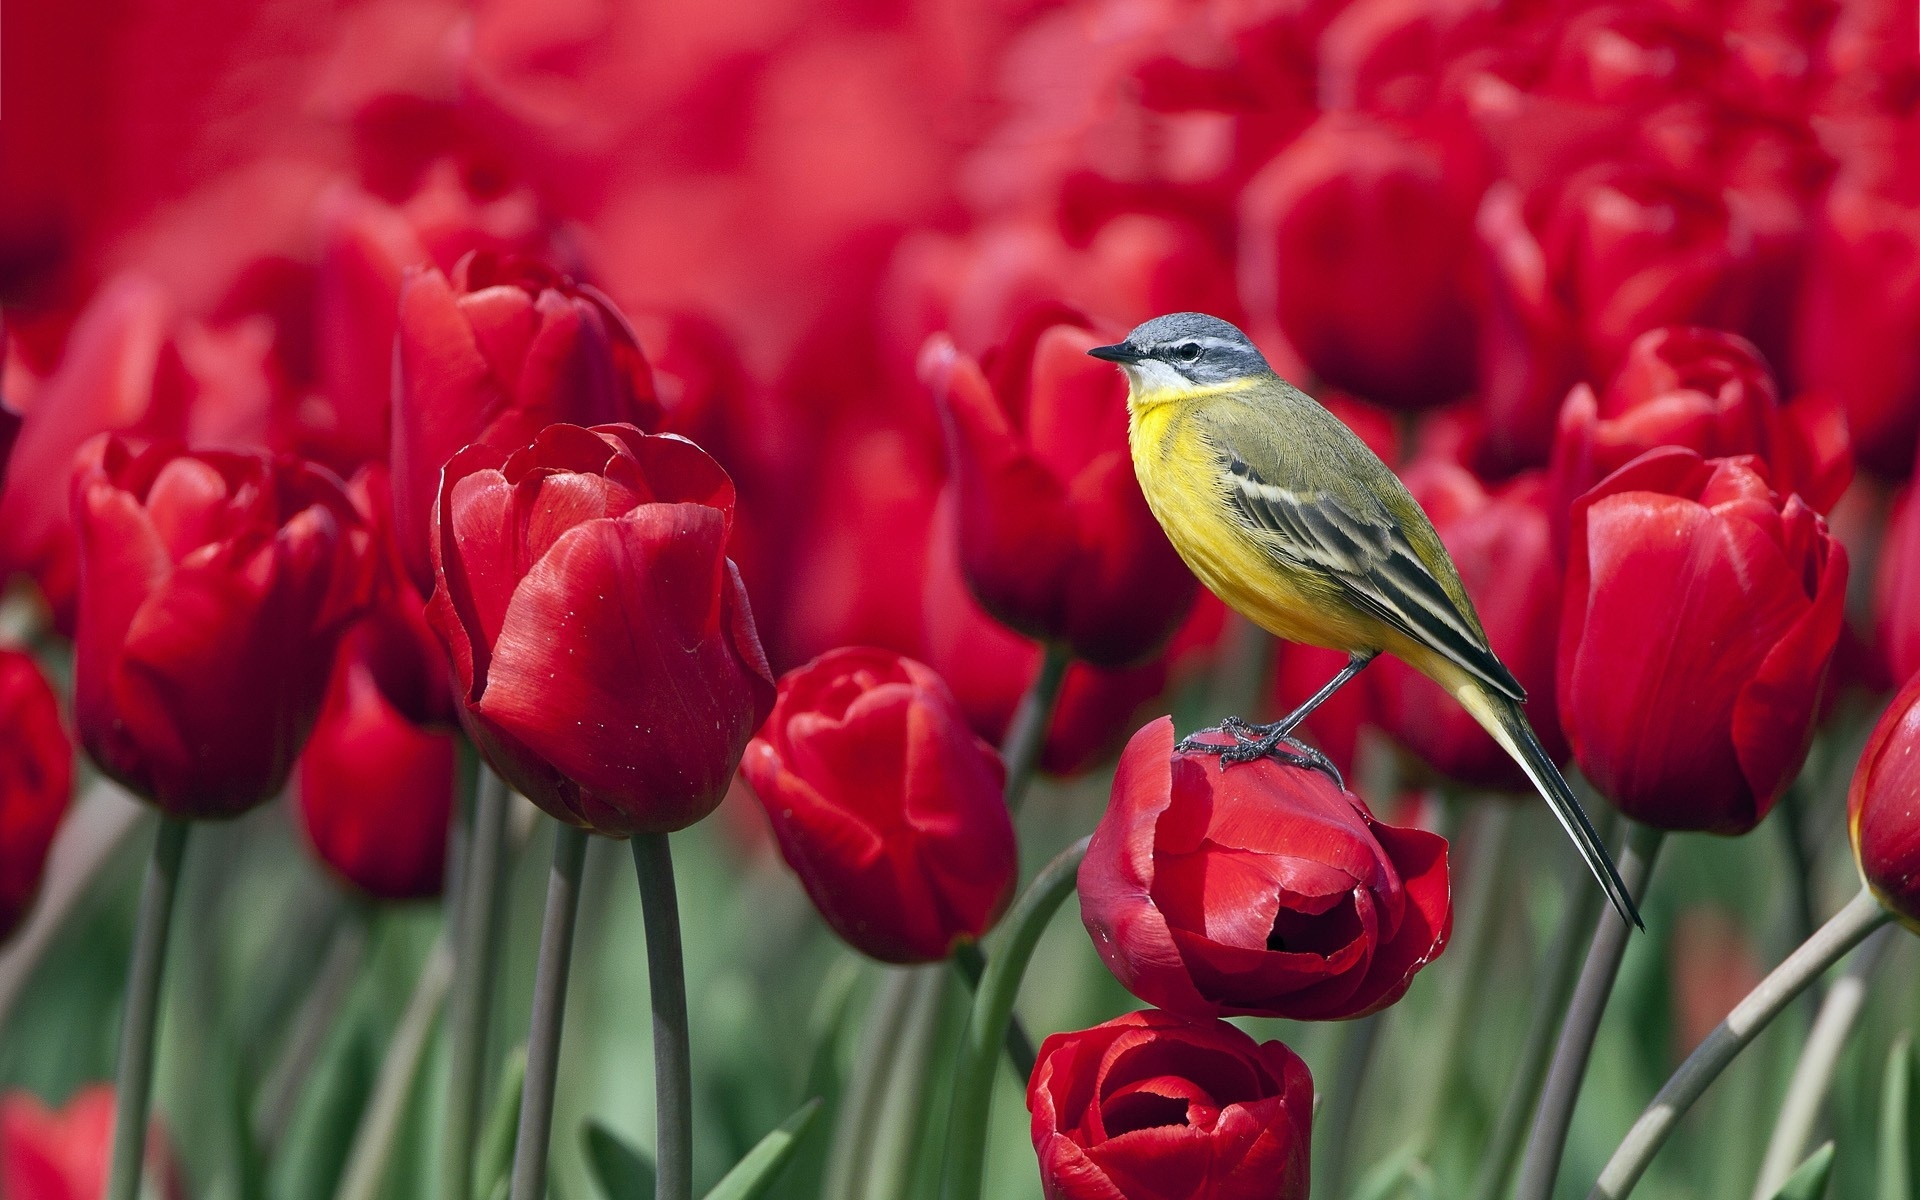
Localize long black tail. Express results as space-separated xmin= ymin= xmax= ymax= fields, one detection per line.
xmin=1469 ymin=687 xmax=1644 ymax=931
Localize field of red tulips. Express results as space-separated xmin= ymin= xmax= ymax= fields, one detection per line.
xmin=2 ymin=1 xmax=1919 ymax=1199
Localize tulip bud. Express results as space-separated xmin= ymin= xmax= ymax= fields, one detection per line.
xmin=1558 ymin=449 xmax=1847 ymax=834
xmin=1850 ymin=673 xmax=1920 ymax=928
xmin=1 ymin=1084 xmax=182 ymax=1200
xmin=1080 ymin=718 xmax=1451 ymax=1020
xmin=922 ymin=308 xmax=1196 ymax=667
xmin=391 ymin=252 xmax=659 ymax=592
xmin=72 ymin=437 xmax=373 ymax=817
xmin=741 ymin=647 xmax=1016 ymax=963
xmin=0 ymin=650 xmax=71 ymax=940
xmin=1875 ymin=485 xmax=1920 ymax=688
xmin=426 ymin=423 xmax=773 ymax=836
xmin=1027 ymin=1010 xmax=1313 ymax=1200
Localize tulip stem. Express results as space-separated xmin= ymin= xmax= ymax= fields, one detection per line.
xmin=1590 ymin=889 xmax=1892 ymax=1200
xmin=1315 ymin=1010 xmax=1384 ymax=1200
xmin=632 ymin=832 xmax=693 ymax=1200
xmin=442 ymin=768 xmax=514 ymax=1200
xmin=951 ymin=942 xmax=1037 ymax=1078
xmin=1469 ymin=841 xmax=1607 ymax=1200
xmin=1514 ymin=822 xmax=1664 ymax=1200
xmin=337 ymin=933 xmax=456 ymax=1200
xmin=106 ymin=815 xmax=190 ymax=1200
xmin=1000 ymin=644 xmax=1071 ymax=811
xmin=508 ymin=822 xmax=591 ymax=1200
xmin=1752 ymin=923 xmax=1896 ymax=1199
xmin=943 ymin=836 xmax=1091 ymax=1200
xmin=822 ymin=968 xmax=918 ymax=1199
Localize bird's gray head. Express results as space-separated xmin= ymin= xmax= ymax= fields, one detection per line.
xmin=1087 ymin=312 xmax=1272 ymax=394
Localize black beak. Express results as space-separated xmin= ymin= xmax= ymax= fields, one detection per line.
xmin=1087 ymin=342 xmax=1144 ymax=364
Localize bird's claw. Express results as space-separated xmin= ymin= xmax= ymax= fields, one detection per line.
xmin=1176 ymin=717 xmax=1346 ymax=790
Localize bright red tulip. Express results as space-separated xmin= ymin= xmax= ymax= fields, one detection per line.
xmin=1370 ymin=464 xmax=1568 ymax=791
xmin=297 ymin=628 xmax=455 ymax=901
xmin=740 ymin=646 xmax=1015 ymax=963
xmin=72 ymin=437 xmax=372 ymax=817
xmin=0 ymin=1085 xmax=181 ymax=1200
xmin=1080 ymin=718 xmax=1451 ymax=1020
xmin=1850 ymin=672 xmax=1920 ymax=929
xmin=426 ymin=423 xmax=773 ymax=836
xmin=1027 ymin=1010 xmax=1313 ymax=1200
xmin=0 ymin=650 xmax=71 ymax=941
xmin=921 ymin=310 xmax=1196 ymax=667
xmin=391 ymin=252 xmax=659 ymax=592
xmin=1875 ymin=485 xmax=1920 ymax=688
xmin=1558 ymin=450 xmax=1846 ymax=834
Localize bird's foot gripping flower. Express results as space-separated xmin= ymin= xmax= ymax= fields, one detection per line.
xmin=1175 ymin=717 xmax=1346 ymax=787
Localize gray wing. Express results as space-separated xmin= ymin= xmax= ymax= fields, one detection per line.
xmin=1223 ymin=452 xmax=1525 ymax=701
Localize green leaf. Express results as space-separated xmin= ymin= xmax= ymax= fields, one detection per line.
xmin=1881 ymin=1034 xmax=1919 ymax=1200
xmin=472 ymin=1045 xmax=528 ymax=1200
xmin=704 ymin=1097 xmax=824 ymax=1200
xmin=268 ymin=1002 xmax=379 ymax=1200
xmin=1349 ymin=1142 xmax=1426 ymax=1200
xmin=583 ymin=1120 xmax=655 ymax=1200
xmin=1772 ymin=1142 xmax=1837 ymax=1200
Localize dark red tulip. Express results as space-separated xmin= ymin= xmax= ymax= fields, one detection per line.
xmin=922 ymin=310 xmax=1196 ymax=667
xmin=344 ymin=466 xmax=457 ymax=729
xmin=1370 ymin=463 xmax=1568 ymax=791
xmin=0 ymin=1085 xmax=183 ymax=1200
xmin=1080 ymin=718 xmax=1451 ymax=1020
xmin=391 ymin=252 xmax=659 ymax=592
xmin=0 ymin=650 xmax=71 ymax=941
xmin=296 ymin=629 xmax=456 ymax=901
xmin=72 ymin=437 xmax=372 ymax=817
xmin=1027 ymin=1010 xmax=1313 ymax=1200
xmin=1558 ymin=450 xmax=1846 ymax=834
xmin=426 ymin=423 xmax=773 ymax=836
xmin=1548 ymin=326 xmax=1851 ymax=519
xmin=1239 ymin=112 xmax=1478 ymax=411
xmin=740 ymin=646 xmax=1015 ymax=963
xmin=1875 ymin=485 xmax=1920 ymax=688
xmin=1850 ymin=672 xmax=1920 ymax=928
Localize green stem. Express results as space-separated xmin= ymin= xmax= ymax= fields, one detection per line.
xmin=1590 ymin=890 xmax=1892 ymax=1200
xmin=508 ymin=822 xmax=591 ymax=1200
xmin=106 ymin=816 xmax=190 ymax=1200
xmin=951 ymin=943 xmax=1037 ymax=1079
xmin=1315 ymin=1010 xmax=1384 ymax=1200
xmin=943 ymin=836 xmax=1091 ymax=1200
xmin=442 ymin=768 xmax=513 ymax=1200
xmin=253 ymin=911 xmax=370 ymax=1150
xmin=1752 ymin=924 xmax=1896 ymax=1200
xmin=336 ymin=934 xmax=456 ymax=1200
xmin=821 ymin=969 xmax=917 ymax=1200
xmin=1000 ymin=644 xmax=1071 ymax=811
xmin=1470 ymin=847 xmax=1608 ymax=1200
xmin=859 ymin=968 xmax=949 ymax=1200
xmin=1514 ymin=822 xmax=1665 ymax=1200
xmin=632 ymin=833 xmax=692 ymax=1200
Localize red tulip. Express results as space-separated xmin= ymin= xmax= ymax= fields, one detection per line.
xmin=1080 ymin=718 xmax=1451 ymax=1020
xmin=72 ymin=437 xmax=372 ymax=817
xmin=1239 ymin=111 xmax=1478 ymax=411
xmin=1370 ymin=464 xmax=1568 ymax=791
xmin=740 ymin=647 xmax=1015 ymax=963
xmin=426 ymin=423 xmax=773 ymax=836
xmin=391 ymin=252 xmax=659 ymax=592
xmin=0 ymin=1085 xmax=181 ymax=1200
xmin=1027 ymin=1010 xmax=1313 ymax=1200
xmin=1548 ymin=326 xmax=1851 ymax=519
xmin=297 ymin=628 xmax=456 ymax=901
xmin=1849 ymin=672 xmax=1920 ymax=928
xmin=1875 ymin=485 xmax=1920 ymax=688
xmin=344 ymin=466 xmax=457 ymax=729
xmin=1558 ymin=450 xmax=1846 ymax=834
xmin=0 ymin=650 xmax=71 ymax=941
xmin=922 ymin=310 xmax=1196 ymax=667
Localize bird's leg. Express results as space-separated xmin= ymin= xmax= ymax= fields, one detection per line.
xmin=1177 ymin=652 xmax=1378 ymax=787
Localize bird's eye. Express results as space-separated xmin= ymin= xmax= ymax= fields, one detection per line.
xmin=1172 ymin=342 xmax=1203 ymax=364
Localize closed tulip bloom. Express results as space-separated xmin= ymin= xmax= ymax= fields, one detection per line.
xmin=1875 ymin=486 xmax=1920 ymax=687
xmin=740 ymin=646 xmax=1016 ymax=963
xmin=392 ymin=252 xmax=659 ymax=591
xmin=1027 ymin=1010 xmax=1313 ymax=1200
xmin=922 ymin=310 xmax=1196 ymax=667
xmin=1850 ymin=672 xmax=1920 ymax=928
xmin=1558 ymin=450 xmax=1847 ymax=834
xmin=1370 ymin=464 xmax=1568 ymax=790
xmin=1 ymin=1085 xmax=182 ymax=1200
xmin=426 ymin=423 xmax=773 ymax=836
xmin=1080 ymin=718 xmax=1450 ymax=1021
xmin=297 ymin=630 xmax=456 ymax=901
xmin=72 ymin=438 xmax=372 ymax=817
xmin=0 ymin=650 xmax=71 ymax=940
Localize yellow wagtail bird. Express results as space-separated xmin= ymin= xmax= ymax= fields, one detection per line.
xmin=1090 ymin=312 xmax=1642 ymax=930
